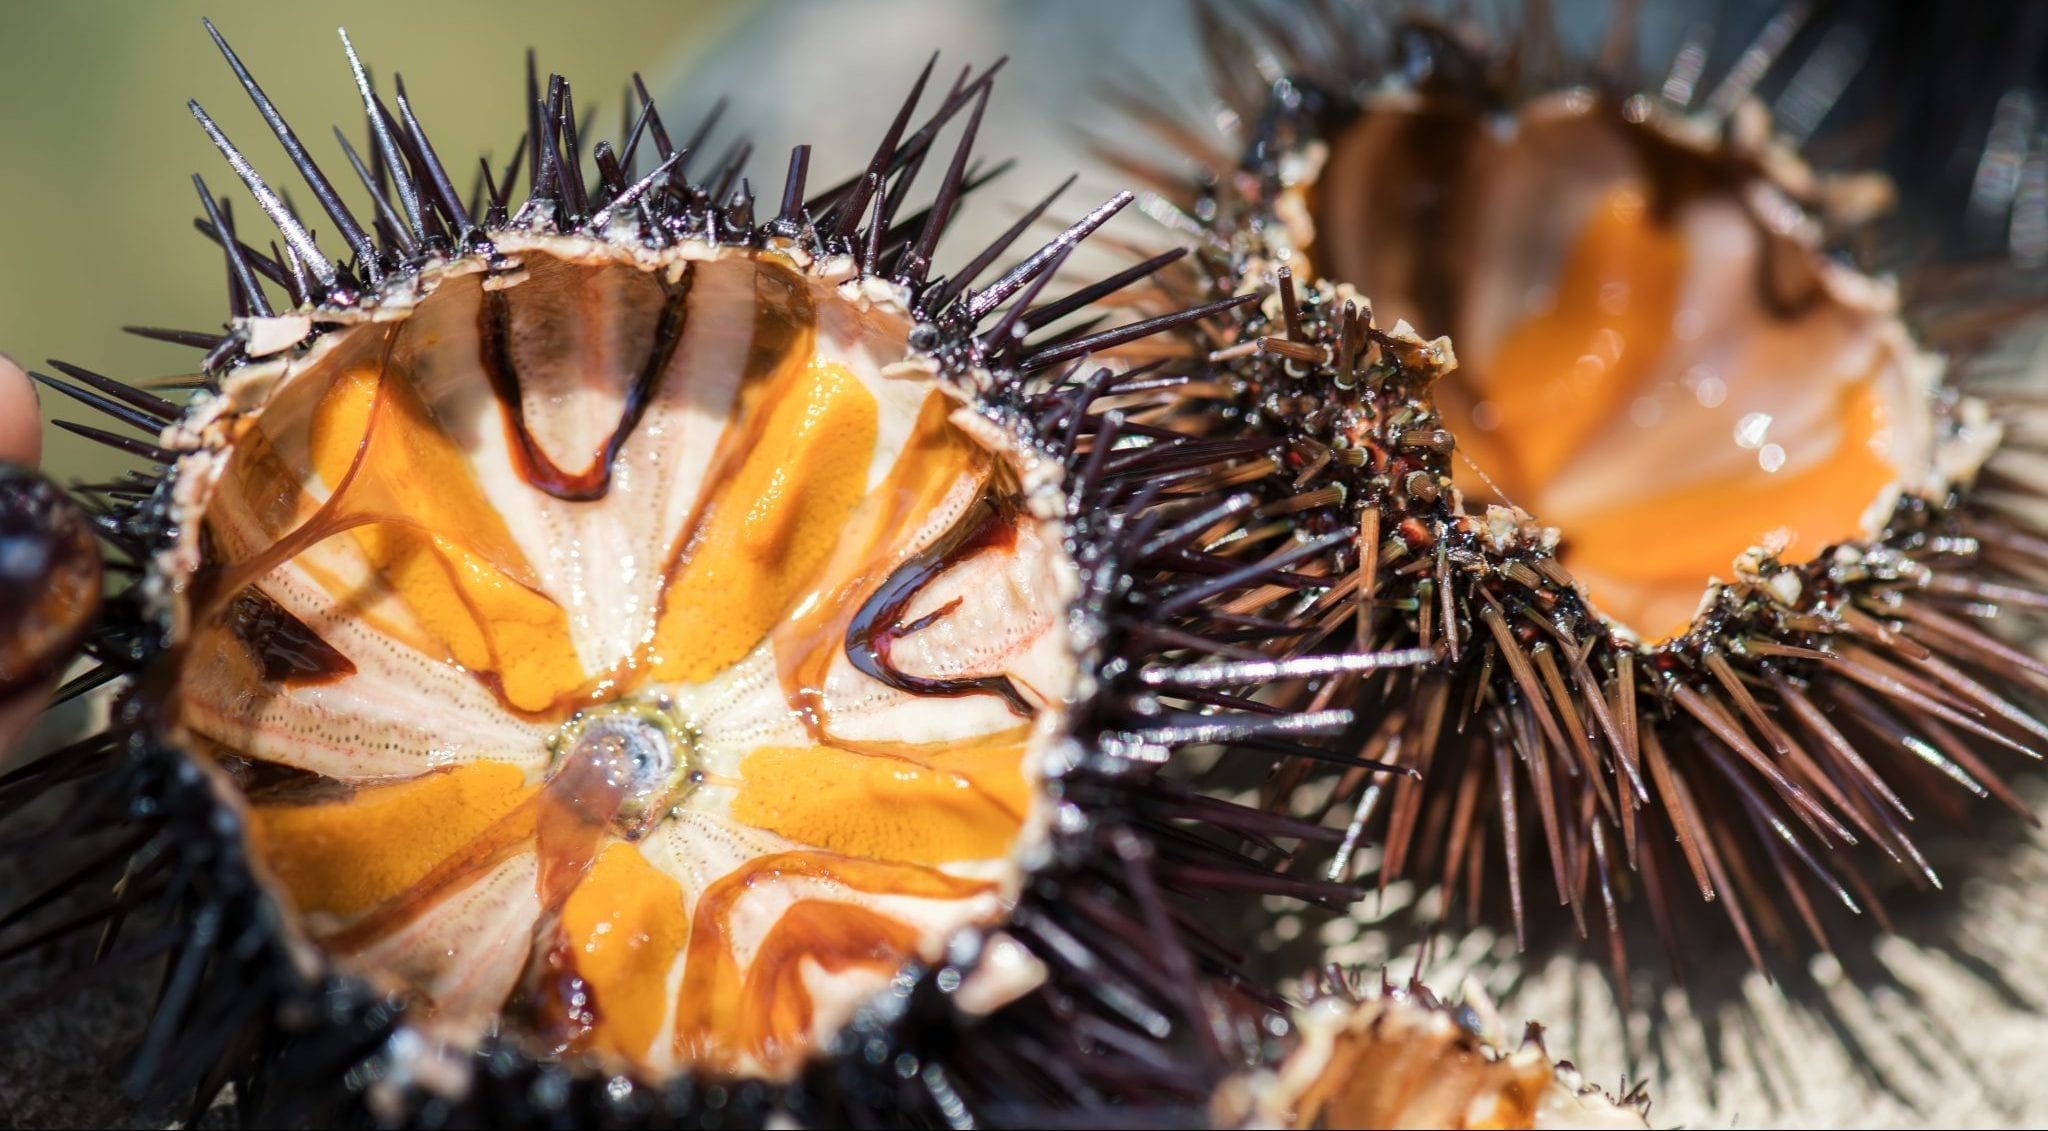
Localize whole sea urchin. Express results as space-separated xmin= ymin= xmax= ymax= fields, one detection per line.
xmin=1115 ymin=2 xmax=2048 ymax=977
xmin=0 ymin=21 xmax=1331 ymax=1126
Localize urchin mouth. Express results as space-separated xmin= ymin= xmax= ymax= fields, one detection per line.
xmin=1305 ymin=92 xmax=1940 ymax=643
xmin=546 ymin=697 xmax=698 ymax=839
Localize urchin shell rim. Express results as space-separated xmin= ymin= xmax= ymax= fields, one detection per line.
xmin=124 ymin=220 xmax=1259 ymax=1117
xmin=1213 ymin=972 xmax=1654 ymax=1129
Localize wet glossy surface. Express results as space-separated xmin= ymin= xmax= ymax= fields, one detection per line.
xmin=175 ymin=246 xmax=1075 ymax=1079
xmin=1312 ymin=99 xmax=1914 ymax=640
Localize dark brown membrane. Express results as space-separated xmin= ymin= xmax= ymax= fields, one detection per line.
xmin=846 ymin=493 xmax=1034 ymax=716
xmin=476 ymin=268 xmax=693 ymax=502
xmin=224 ymin=590 xmax=355 ymax=687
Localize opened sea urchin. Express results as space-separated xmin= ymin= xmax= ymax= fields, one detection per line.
xmin=1 ymin=22 xmax=1305 ymax=1126
xmin=1117 ymin=3 xmax=2048 ymax=974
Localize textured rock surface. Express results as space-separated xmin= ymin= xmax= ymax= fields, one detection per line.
xmin=1300 ymin=777 xmax=2048 ymax=1128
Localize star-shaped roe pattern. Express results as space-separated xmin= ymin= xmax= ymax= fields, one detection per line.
xmin=174 ymin=250 xmax=1076 ymax=1079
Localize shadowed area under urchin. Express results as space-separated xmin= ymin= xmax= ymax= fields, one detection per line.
xmin=1271 ymin=771 xmax=2048 ymax=1127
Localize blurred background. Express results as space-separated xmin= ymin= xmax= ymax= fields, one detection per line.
xmin=0 ymin=1 xmax=1216 ymax=488
xmin=1 ymin=1 xmax=741 ymax=486
xmin=2 ymin=2 xmax=2045 ymax=1127
xmin=5 ymin=0 xmax=1693 ymax=484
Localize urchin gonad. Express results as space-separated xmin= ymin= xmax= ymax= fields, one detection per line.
xmin=1124 ymin=4 xmax=2048 ymax=970
xmin=0 ymin=20 xmax=1298 ymax=1126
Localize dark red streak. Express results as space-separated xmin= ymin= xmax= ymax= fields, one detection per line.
xmin=844 ymin=494 xmax=1032 ymax=717
xmin=477 ymin=267 xmax=694 ymax=502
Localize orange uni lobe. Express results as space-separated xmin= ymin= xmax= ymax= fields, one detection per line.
xmin=1557 ymin=378 xmax=1895 ymax=638
xmin=307 ymin=364 xmax=584 ymax=712
xmin=1447 ymin=184 xmax=1900 ymax=642
xmin=730 ymin=728 xmax=1030 ymax=865
xmin=1459 ymin=187 xmax=1685 ymax=499
xmin=249 ymin=761 xmax=536 ymax=919
xmin=558 ymin=842 xmax=689 ymax=1065
xmin=651 ymin=357 xmax=880 ymax=683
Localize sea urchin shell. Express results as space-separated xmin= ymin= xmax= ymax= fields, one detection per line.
xmin=1217 ymin=975 xmax=1650 ymax=1130
xmin=163 ymin=231 xmax=1080 ymax=1086
xmin=1 ymin=22 xmax=1298 ymax=1126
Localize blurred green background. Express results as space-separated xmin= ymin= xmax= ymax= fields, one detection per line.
xmin=0 ymin=0 xmax=1210 ymax=487
xmin=0 ymin=1 xmax=747 ymax=485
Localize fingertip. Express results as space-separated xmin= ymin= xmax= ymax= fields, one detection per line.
xmin=0 ymin=352 xmax=40 ymax=468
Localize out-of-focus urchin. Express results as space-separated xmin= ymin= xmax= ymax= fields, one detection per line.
xmin=1101 ymin=1 xmax=2048 ymax=985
